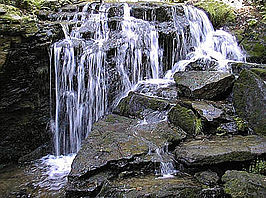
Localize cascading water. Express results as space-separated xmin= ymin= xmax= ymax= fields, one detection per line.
xmin=166 ymin=5 xmax=245 ymax=77
xmin=45 ymin=1 xmax=246 ymax=192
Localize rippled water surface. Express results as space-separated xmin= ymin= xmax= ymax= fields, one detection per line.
xmin=0 ymin=155 xmax=75 ymax=198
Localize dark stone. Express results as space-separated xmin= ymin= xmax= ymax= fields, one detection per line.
xmin=194 ymin=170 xmax=219 ymax=187
xmin=230 ymin=62 xmax=266 ymax=79
xmin=222 ymin=170 xmax=266 ymax=198
xmin=168 ymin=104 xmax=202 ymax=135
xmin=114 ymin=91 xmax=173 ymax=119
xmin=232 ymin=69 xmax=266 ymax=136
xmin=99 ymin=174 xmax=203 ymax=198
xmin=66 ymin=114 xmax=186 ymax=197
xmin=185 ymin=57 xmax=219 ymax=71
xmin=174 ymin=71 xmax=235 ymax=100
xmin=175 ymin=135 xmax=266 ymax=166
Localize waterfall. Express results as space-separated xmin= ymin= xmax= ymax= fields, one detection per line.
xmin=51 ymin=2 xmax=168 ymax=156
xmin=51 ymin=2 xmax=245 ymax=157
xmin=166 ymin=5 xmax=245 ymax=76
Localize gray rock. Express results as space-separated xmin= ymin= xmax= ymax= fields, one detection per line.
xmin=191 ymin=101 xmax=223 ymax=122
xmin=194 ymin=171 xmax=219 ymax=186
xmin=114 ymin=91 xmax=173 ymax=119
xmin=66 ymin=114 xmax=186 ymax=197
xmin=174 ymin=71 xmax=235 ymax=100
xmin=175 ymin=135 xmax=266 ymax=166
xmin=222 ymin=170 xmax=266 ymax=198
xmin=99 ymin=174 xmax=203 ymax=198
xmin=232 ymin=69 xmax=266 ymax=136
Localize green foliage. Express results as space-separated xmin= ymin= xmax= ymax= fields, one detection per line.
xmin=248 ymin=159 xmax=266 ymax=175
xmin=195 ymin=0 xmax=236 ymax=28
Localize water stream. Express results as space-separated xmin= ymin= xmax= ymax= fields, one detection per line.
xmin=0 ymin=2 xmax=246 ymax=196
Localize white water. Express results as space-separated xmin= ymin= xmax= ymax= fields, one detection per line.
xmin=46 ymin=2 xmax=246 ymax=189
xmin=165 ymin=5 xmax=245 ymax=78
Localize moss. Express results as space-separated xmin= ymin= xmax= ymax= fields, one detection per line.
xmin=248 ymin=159 xmax=266 ymax=175
xmin=250 ymin=68 xmax=266 ymax=80
xmin=233 ymin=117 xmax=248 ymax=132
xmin=168 ymin=104 xmax=201 ymax=135
xmin=195 ymin=0 xmax=236 ymax=28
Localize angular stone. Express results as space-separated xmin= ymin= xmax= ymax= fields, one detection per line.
xmin=233 ymin=69 xmax=266 ymax=136
xmin=222 ymin=170 xmax=266 ymax=198
xmin=230 ymin=62 xmax=266 ymax=78
xmin=168 ymin=104 xmax=202 ymax=135
xmin=194 ymin=171 xmax=219 ymax=187
xmin=114 ymin=91 xmax=173 ymax=119
xmin=175 ymin=135 xmax=266 ymax=166
xmin=191 ymin=101 xmax=223 ymax=122
xmin=67 ymin=114 xmax=186 ymax=197
xmin=99 ymin=174 xmax=203 ymax=197
xmin=174 ymin=71 xmax=235 ymax=100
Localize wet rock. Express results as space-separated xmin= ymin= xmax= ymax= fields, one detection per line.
xmin=174 ymin=71 xmax=235 ymax=100
xmin=222 ymin=170 xmax=266 ymax=198
xmin=168 ymin=104 xmax=202 ymax=136
xmin=217 ymin=117 xmax=249 ymax=135
xmin=175 ymin=135 xmax=266 ymax=166
xmin=99 ymin=174 xmax=203 ymax=197
xmin=185 ymin=57 xmax=219 ymax=71
xmin=230 ymin=62 xmax=266 ymax=79
xmin=114 ymin=91 xmax=173 ymax=119
xmin=190 ymin=100 xmax=223 ymax=122
xmin=134 ymin=81 xmax=180 ymax=100
xmin=232 ymin=69 xmax=266 ymax=136
xmin=194 ymin=170 xmax=219 ymax=187
xmin=67 ymin=114 xmax=186 ymax=197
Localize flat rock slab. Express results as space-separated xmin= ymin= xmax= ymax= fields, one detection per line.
xmin=175 ymin=135 xmax=266 ymax=166
xmin=67 ymin=114 xmax=186 ymax=197
xmin=174 ymin=71 xmax=235 ymax=100
xmin=222 ymin=170 xmax=266 ymax=198
xmin=100 ymin=174 xmax=203 ymax=197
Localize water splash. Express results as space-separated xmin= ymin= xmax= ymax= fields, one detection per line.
xmin=166 ymin=5 xmax=245 ymax=78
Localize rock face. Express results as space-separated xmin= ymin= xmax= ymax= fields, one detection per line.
xmin=222 ymin=170 xmax=266 ymax=198
xmin=174 ymin=71 xmax=235 ymax=100
xmin=233 ymin=69 xmax=266 ymax=136
xmin=0 ymin=3 xmax=62 ymax=164
xmin=100 ymin=174 xmax=203 ymax=198
xmin=175 ymin=135 xmax=266 ymax=166
xmin=67 ymin=114 xmax=186 ymax=197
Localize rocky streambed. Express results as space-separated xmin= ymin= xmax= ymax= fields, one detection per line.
xmin=66 ymin=68 xmax=266 ymax=197
xmin=0 ymin=0 xmax=265 ymax=198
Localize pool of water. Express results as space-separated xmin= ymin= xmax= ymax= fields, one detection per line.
xmin=0 ymin=154 xmax=75 ymax=198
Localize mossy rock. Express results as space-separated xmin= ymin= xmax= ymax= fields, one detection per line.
xmin=168 ymin=104 xmax=202 ymax=135
xmin=222 ymin=170 xmax=266 ymax=198
xmin=232 ymin=69 xmax=266 ymax=136
xmin=175 ymin=135 xmax=266 ymax=166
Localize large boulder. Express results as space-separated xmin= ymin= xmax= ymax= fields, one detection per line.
xmin=66 ymin=114 xmax=186 ymax=197
xmin=114 ymin=91 xmax=173 ymax=119
xmin=174 ymin=71 xmax=235 ymax=100
xmin=175 ymin=135 xmax=266 ymax=166
xmin=232 ymin=69 xmax=266 ymax=136
xmin=222 ymin=170 xmax=266 ymax=198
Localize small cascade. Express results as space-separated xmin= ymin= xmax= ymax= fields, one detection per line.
xmin=155 ymin=144 xmax=177 ymax=178
xmin=166 ymin=5 xmax=246 ymax=77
